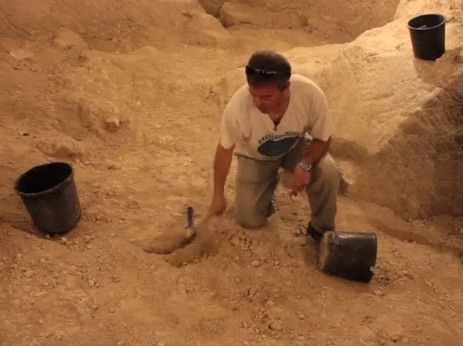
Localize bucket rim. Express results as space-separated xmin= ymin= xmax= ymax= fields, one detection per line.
xmin=407 ymin=13 xmax=447 ymax=31
xmin=14 ymin=161 xmax=75 ymax=197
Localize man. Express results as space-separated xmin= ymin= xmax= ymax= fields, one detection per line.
xmin=209 ymin=50 xmax=341 ymax=243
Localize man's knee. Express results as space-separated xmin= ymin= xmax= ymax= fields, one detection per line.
xmin=236 ymin=202 xmax=267 ymax=229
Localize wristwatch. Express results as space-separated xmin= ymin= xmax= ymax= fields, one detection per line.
xmin=298 ymin=159 xmax=313 ymax=172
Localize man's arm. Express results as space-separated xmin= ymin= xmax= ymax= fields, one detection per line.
xmin=301 ymin=137 xmax=331 ymax=166
xmin=212 ymin=143 xmax=234 ymax=196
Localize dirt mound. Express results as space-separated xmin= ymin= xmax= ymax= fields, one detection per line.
xmin=199 ymin=0 xmax=400 ymax=42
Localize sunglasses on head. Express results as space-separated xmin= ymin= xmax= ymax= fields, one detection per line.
xmin=245 ymin=65 xmax=287 ymax=77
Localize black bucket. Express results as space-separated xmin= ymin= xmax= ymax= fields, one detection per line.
xmin=14 ymin=162 xmax=82 ymax=235
xmin=319 ymin=231 xmax=377 ymax=283
xmin=408 ymin=13 xmax=446 ymax=60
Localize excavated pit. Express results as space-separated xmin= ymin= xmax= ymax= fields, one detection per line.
xmin=1 ymin=1 xmax=463 ymax=346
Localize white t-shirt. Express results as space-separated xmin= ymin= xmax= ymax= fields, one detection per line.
xmin=220 ymin=73 xmax=334 ymax=161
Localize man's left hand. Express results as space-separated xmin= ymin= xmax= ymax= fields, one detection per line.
xmin=289 ymin=165 xmax=311 ymax=196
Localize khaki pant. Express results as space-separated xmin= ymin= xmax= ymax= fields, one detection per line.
xmin=234 ymin=138 xmax=341 ymax=231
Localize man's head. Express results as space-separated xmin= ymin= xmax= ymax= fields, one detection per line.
xmin=245 ymin=50 xmax=292 ymax=114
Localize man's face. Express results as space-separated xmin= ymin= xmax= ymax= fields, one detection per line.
xmin=248 ymin=84 xmax=285 ymax=114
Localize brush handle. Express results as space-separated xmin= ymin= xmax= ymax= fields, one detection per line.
xmin=186 ymin=206 xmax=194 ymax=228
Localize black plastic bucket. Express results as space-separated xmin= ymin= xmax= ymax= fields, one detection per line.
xmin=15 ymin=162 xmax=82 ymax=235
xmin=408 ymin=13 xmax=446 ymax=60
xmin=319 ymin=231 xmax=377 ymax=283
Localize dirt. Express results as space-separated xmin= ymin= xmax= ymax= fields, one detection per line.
xmin=1 ymin=1 xmax=463 ymax=345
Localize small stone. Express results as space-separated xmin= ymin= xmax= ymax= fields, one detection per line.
xmin=373 ymin=289 xmax=385 ymax=297
xmin=86 ymin=245 xmax=92 ymax=250
xmin=16 ymin=253 xmax=22 ymax=260
xmin=247 ymin=287 xmax=257 ymax=297
xmin=24 ymin=270 xmax=35 ymax=278
xmin=251 ymin=260 xmax=261 ymax=267
xmin=265 ymin=300 xmax=275 ymax=307
xmin=117 ymin=341 xmax=125 ymax=346
xmin=105 ymin=117 xmax=120 ymax=132
xmin=88 ymin=280 xmax=96 ymax=287
xmin=110 ymin=232 xmax=116 ymax=237
xmin=297 ymin=312 xmax=306 ymax=320
xmin=230 ymin=237 xmax=240 ymax=246
xmin=269 ymin=321 xmax=283 ymax=331
xmin=109 ymin=308 xmax=116 ymax=313
xmin=359 ymin=326 xmax=376 ymax=342
xmin=233 ymin=256 xmax=240 ymax=263
xmin=92 ymin=305 xmax=99 ymax=310
xmin=40 ymin=258 xmax=46 ymax=264
xmin=60 ymin=237 xmax=68 ymax=245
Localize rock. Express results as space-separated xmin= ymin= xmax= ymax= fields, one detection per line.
xmin=36 ymin=139 xmax=83 ymax=159
xmin=24 ymin=270 xmax=35 ymax=278
xmin=359 ymin=326 xmax=376 ymax=342
xmin=269 ymin=321 xmax=283 ymax=331
xmin=385 ymin=322 xmax=405 ymax=342
xmin=251 ymin=260 xmax=261 ymax=267
xmin=54 ymin=28 xmax=89 ymax=50
xmin=373 ymin=289 xmax=385 ymax=297
xmin=104 ymin=117 xmax=121 ymax=132
xmin=60 ymin=237 xmax=69 ymax=245
xmin=297 ymin=312 xmax=306 ymax=320
xmin=247 ymin=287 xmax=257 ymax=297
xmin=230 ymin=237 xmax=240 ymax=246
xmin=116 ymin=341 xmax=125 ymax=346
xmin=265 ymin=300 xmax=276 ymax=307
xmin=198 ymin=0 xmax=226 ymax=16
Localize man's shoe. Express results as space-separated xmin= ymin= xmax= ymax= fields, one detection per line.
xmin=307 ymin=223 xmax=325 ymax=244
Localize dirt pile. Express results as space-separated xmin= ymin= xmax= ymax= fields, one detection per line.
xmin=200 ymin=0 xmax=401 ymax=42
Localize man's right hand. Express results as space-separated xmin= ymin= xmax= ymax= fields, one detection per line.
xmin=210 ymin=192 xmax=227 ymax=215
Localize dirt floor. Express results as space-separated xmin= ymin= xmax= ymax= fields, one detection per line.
xmin=1 ymin=1 xmax=463 ymax=346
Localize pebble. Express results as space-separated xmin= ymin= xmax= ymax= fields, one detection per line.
xmin=297 ymin=312 xmax=306 ymax=320
xmin=60 ymin=237 xmax=68 ymax=245
xmin=16 ymin=253 xmax=22 ymax=260
xmin=24 ymin=270 xmax=35 ymax=278
xmin=359 ymin=326 xmax=376 ymax=342
xmin=265 ymin=300 xmax=276 ymax=307
xmin=247 ymin=287 xmax=257 ymax=297
xmin=269 ymin=321 xmax=283 ymax=331
xmin=251 ymin=260 xmax=261 ymax=268
xmin=86 ymin=245 xmax=92 ymax=250
xmin=110 ymin=233 xmax=116 ymax=237
xmin=373 ymin=289 xmax=385 ymax=297
xmin=230 ymin=237 xmax=240 ymax=246
xmin=116 ymin=341 xmax=125 ymax=346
